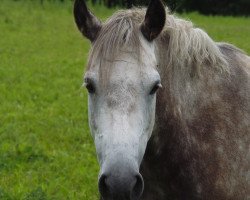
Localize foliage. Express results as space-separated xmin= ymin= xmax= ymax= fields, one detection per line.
xmin=0 ymin=0 xmax=249 ymax=199
xmin=91 ymin=0 xmax=250 ymax=16
xmin=175 ymin=0 xmax=250 ymax=16
xmin=11 ymin=0 xmax=250 ymax=16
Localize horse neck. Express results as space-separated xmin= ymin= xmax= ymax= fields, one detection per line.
xmin=154 ymin=35 xmax=195 ymax=125
xmin=150 ymin=36 xmax=212 ymax=161
xmin=153 ymin=26 xmax=228 ymax=126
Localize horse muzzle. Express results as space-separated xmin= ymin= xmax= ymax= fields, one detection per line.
xmin=98 ymin=159 xmax=144 ymax=200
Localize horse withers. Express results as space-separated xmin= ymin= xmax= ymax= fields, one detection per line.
xmin=74 ymin=0 xmax=250 ymax=199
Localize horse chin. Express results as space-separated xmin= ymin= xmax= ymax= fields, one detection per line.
xmin=100 ymin=191 xmax=143 ymax=200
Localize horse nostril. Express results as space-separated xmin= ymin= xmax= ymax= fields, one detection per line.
xmin=131 ymin=174 xmax=144 ymax=200
xmin=98 ymin=174 xmax=109 ymax=199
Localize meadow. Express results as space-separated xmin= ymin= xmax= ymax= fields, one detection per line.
xmin=0 ymin=0 xmax=249 ymax=199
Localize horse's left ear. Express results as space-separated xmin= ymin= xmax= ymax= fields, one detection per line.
xmin=74 ymin=0 xmax=102 ymax=42
xmin=140 ymin=0 xmax=166 ymax=41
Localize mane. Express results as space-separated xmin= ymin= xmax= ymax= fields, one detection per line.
xmin=87 ymin=7 xmax=229 ymax=82
xmin=157 ymin=13 xmax=229 ymax=76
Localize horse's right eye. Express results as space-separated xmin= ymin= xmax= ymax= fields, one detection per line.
xmin=85 ymin=83 xmax=95 ymax=94
xmin=150 ymin=82 xmax=162 ymax=95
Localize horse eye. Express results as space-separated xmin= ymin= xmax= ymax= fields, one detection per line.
xmin=85 ymin=83 xmax=95 ymax=94
xmin=150 ymin=83 xmax=162 ymax=95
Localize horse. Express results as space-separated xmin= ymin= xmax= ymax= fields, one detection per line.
xmin=73 ymin=0 xmax=250 ymax=199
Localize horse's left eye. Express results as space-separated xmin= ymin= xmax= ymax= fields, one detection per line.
xmin=150 ymin=83 xmax=162 ymax=95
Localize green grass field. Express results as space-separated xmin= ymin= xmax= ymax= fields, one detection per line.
xmin=0 ymin=0 xmax=249 ymax=199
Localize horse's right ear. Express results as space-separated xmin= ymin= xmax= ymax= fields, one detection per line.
xmin=74 ymin=0 xmax=102 ymax=42
xmin=140 ymin=0 xmax=166 ymax=41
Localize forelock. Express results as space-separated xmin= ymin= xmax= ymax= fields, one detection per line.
xmin=87 ymin=8 xmax=147 ymax=85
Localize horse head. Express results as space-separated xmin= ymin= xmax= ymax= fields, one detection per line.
xmin=74 ymin=0 xmax=166 ymax=199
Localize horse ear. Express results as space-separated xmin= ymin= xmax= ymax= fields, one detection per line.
xmin=140 ymin=0 xmax=166 ymax=41
xmin=74 ymin=0 xmax=102 ymax=42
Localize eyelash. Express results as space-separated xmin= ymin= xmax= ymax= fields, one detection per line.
xmin=150 ymin=83 xmax=162 ymax=95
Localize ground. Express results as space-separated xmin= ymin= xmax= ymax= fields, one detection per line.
xmin=0 ymin=0 xmax=249 ymax=199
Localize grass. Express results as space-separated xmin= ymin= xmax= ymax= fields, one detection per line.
xmin=0 ymin=0 xmax=249 ymax=199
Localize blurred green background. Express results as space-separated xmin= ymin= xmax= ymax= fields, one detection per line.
xmin=0 ymin=0 xmax=249 ymax=199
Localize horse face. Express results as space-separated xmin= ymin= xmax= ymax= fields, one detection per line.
xmin=74 ymin=0 xmax=165 ymax=199
xmin=84 ymin=43 xmax=160 ymax=199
